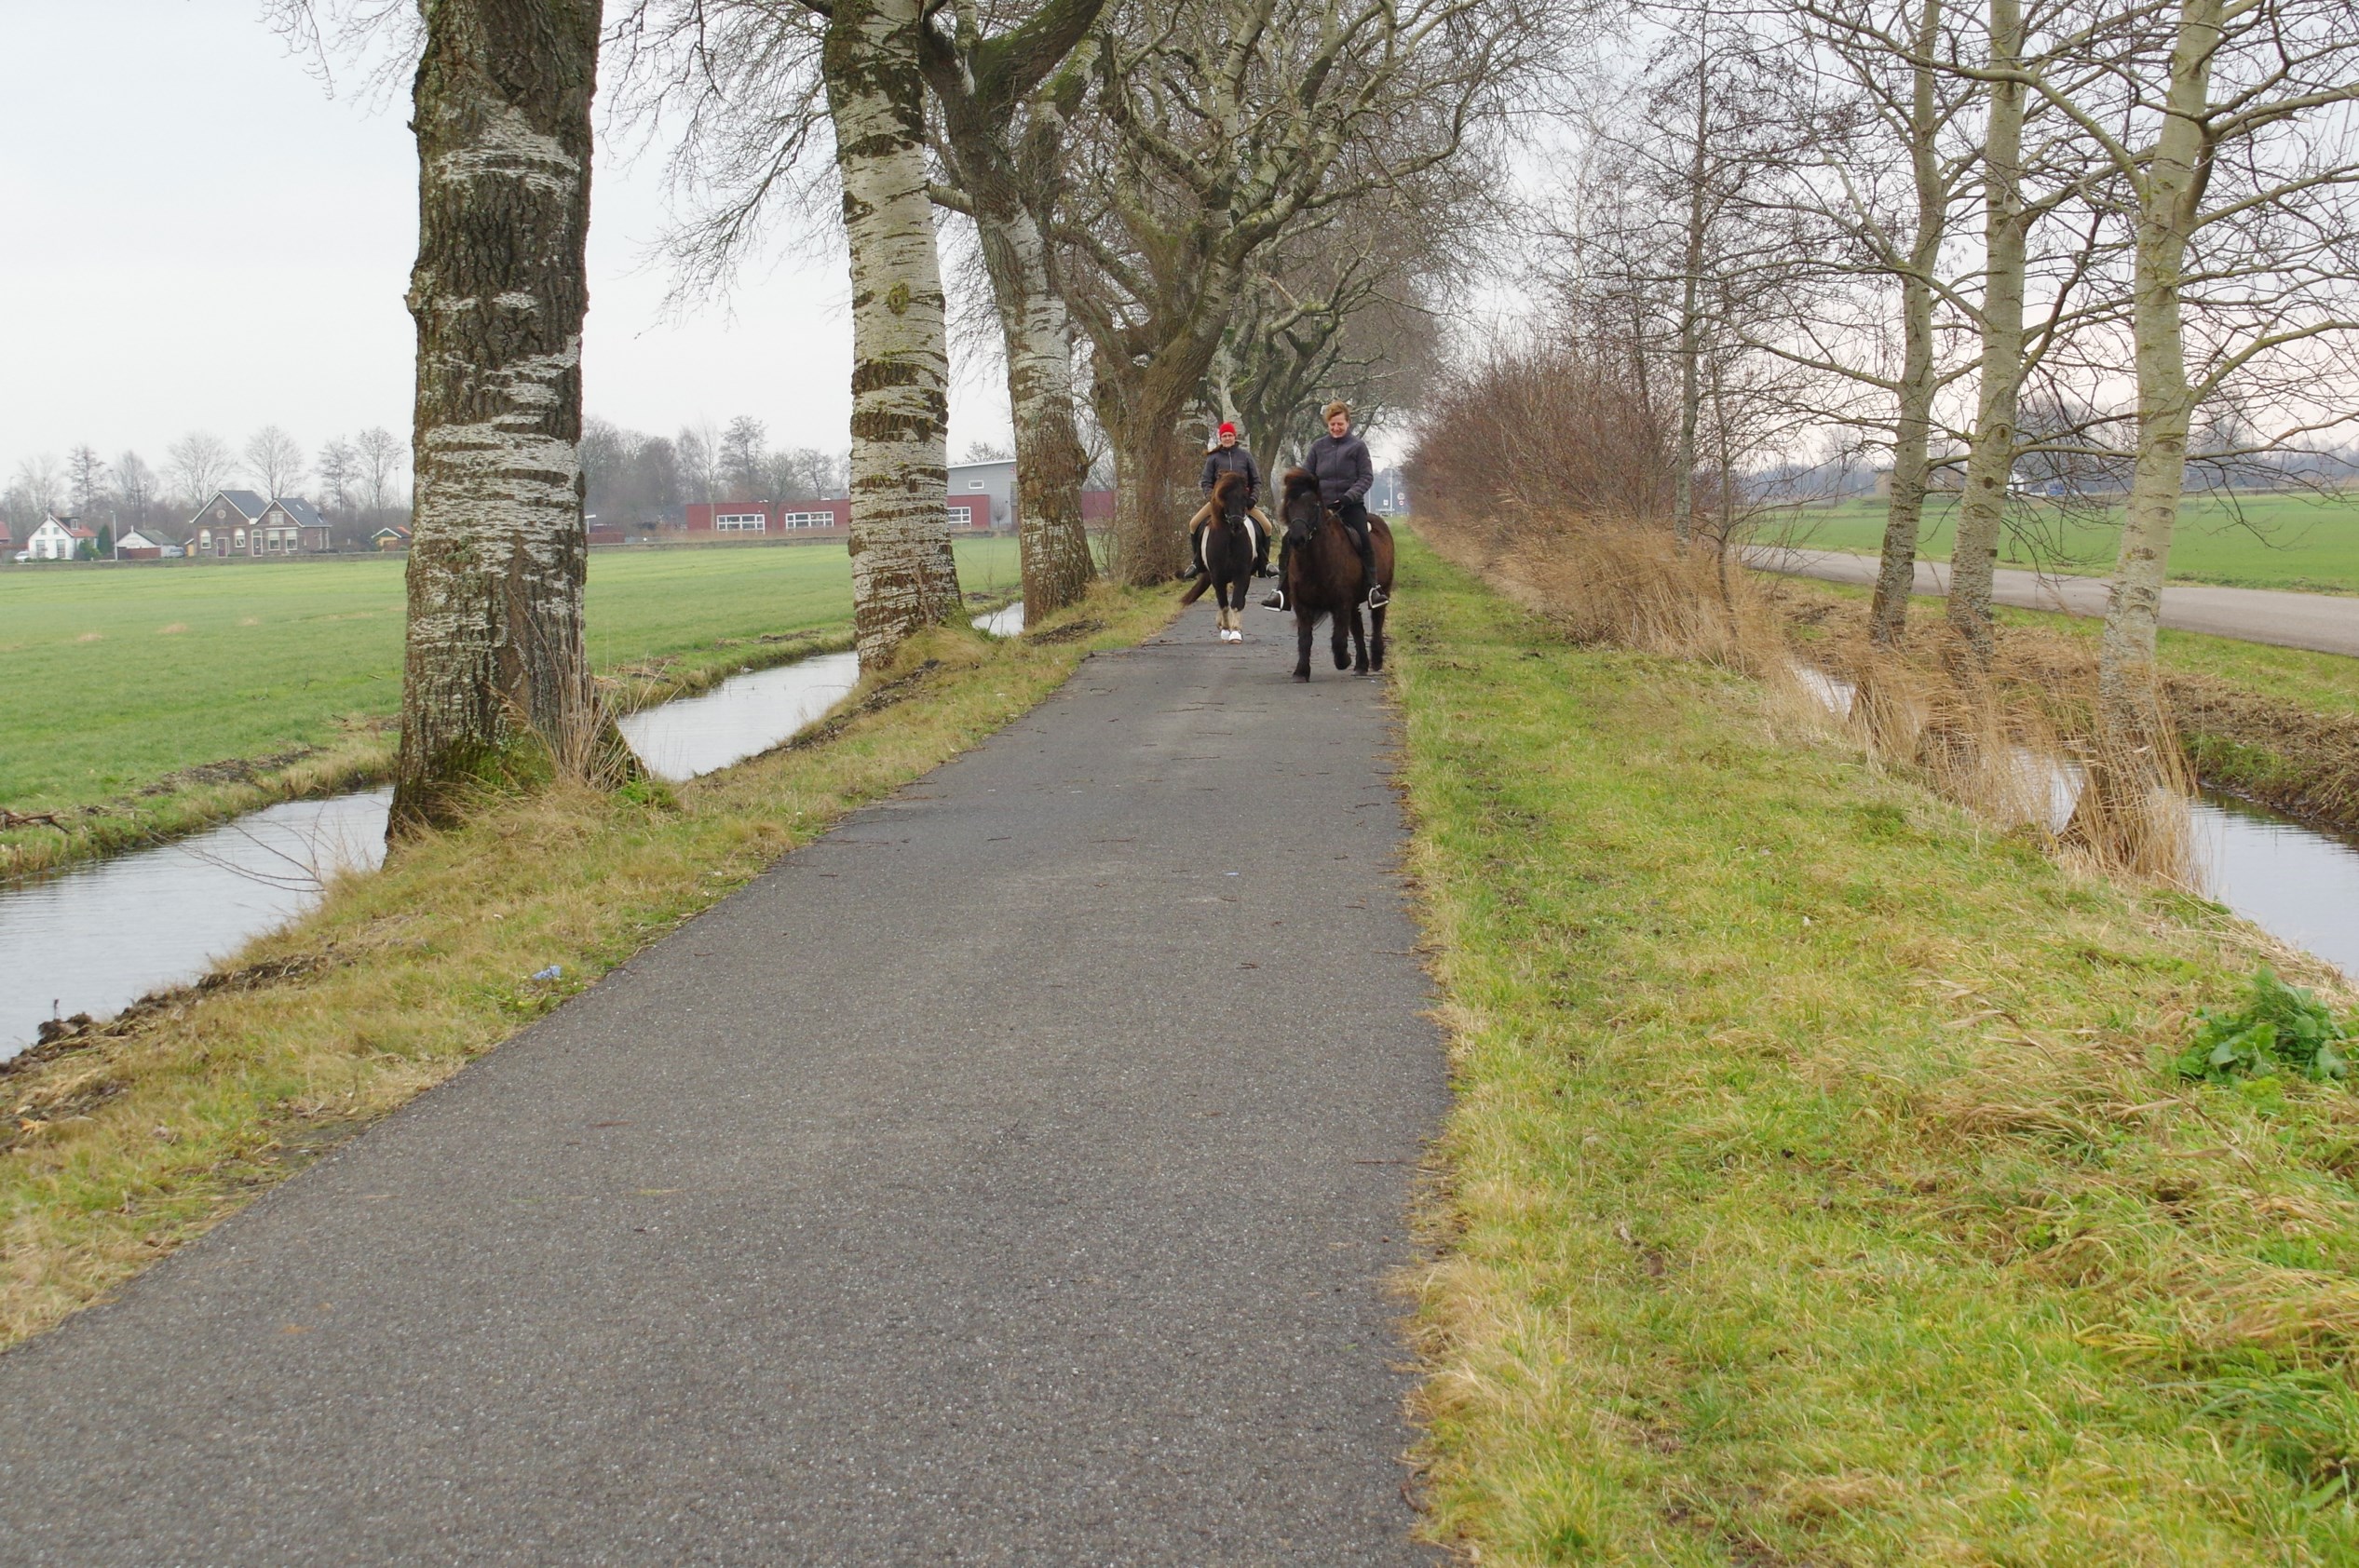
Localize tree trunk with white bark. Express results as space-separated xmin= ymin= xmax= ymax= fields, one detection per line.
xmin=2098 ymin=0 xmax=2215 ymax=747
xmin=391 ymin=0 xmax=630 ymax=837
xmin=825 ymin=0 xmax=963 ymax=669
xmin=950 ymin=140 xmax=1095 ymax=617
xmin=1867 ymin=0 xmax=1945 ymax=648
xmin=1946 ymin=0 xmax=2027 ymax=665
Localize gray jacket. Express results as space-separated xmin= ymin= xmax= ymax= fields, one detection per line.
xmin=1302 ymin=432 xmax=1374 ymax=505
xmin=1200 ymin=444 xmax=1262 ymax=505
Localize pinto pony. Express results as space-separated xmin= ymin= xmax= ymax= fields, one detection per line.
xmin=1276 ymin=468 xmax=1393 ymax=680
xmin=1177 ymin=471 xmax=1262 ymax=642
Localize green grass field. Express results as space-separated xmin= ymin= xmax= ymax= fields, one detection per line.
xmin=1769 ymin=491 xmax=2359 ymax=594
xmin=0 ymin=539 xmax=1019 ymax=850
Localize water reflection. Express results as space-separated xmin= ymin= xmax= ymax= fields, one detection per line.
xmin=617 ymin=652 xmax=861 ymax=782
xmin=2195 ymin=793 xmax=2359 ymax=976
xmin=0 ymin=790 xmax=391 ymax=1057
xmin=974 ymin=602 xmax=1024 ymax=638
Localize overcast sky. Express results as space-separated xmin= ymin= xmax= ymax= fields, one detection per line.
xmin=0 ymin=1 xmax=1017 ymax=495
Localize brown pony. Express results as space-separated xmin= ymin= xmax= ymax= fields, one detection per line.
xmin=1177 ymin=470 xmax=1262 ymax=642
xmin=1276 ymin=468 xmax=1393 ymax=680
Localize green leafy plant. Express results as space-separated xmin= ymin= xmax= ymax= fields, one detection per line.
xmin=2176 ymin=968 xmax=2355 ymax=1084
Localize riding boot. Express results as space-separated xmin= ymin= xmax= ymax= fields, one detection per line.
xmin=1353 ymin=534 xmax=1388 ymax=608
xmin=1184 ymin=520 xmax=1208 ymax=579
xmin=1260 ymin=540 xmax=1289 ymax=611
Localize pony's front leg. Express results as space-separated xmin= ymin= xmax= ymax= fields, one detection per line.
xmin=1294 ymin=610 xmax=1314 ymax=680
xmin=1331 ymin=612 xmax=1351 ymax=670
xmin=1348 ymin=606 xmax=1370 ymax=673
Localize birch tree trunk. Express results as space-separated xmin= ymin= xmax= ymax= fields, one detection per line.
xmin=824 ymin=0 xmax=963 ymax=669
xmin=391 ymin=0 xmax=629 ymax=838
xmin=1673 ymin=69 xmax=1710 ymax=550
xmin=2097 ymin=0 xmax=2216 ymax=745
xmin=1866 ymin=0 xmax=1945 ymax=647
xmin=1946 ymin=0 xmax=2027 ymax=665
xmin=968 ymin=178 xmax=1094 ymax=615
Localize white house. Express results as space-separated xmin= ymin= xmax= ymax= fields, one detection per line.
xmin=22 ymin=514 xmax=94 ymax=561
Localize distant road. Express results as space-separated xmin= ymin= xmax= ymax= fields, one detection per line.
xmin=1748 ymin=547 xmax=2359 ymax=658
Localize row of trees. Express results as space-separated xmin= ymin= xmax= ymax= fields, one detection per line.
xmin=1 ymin=426 xmax=408 ymax=535
xmin=1519 ymin=0 xmax=2359 ymax=763
xmin=258 ymin=0 xmax=1537 ymax=836
xmin=581 ymin=416 xmax=852 ymax=526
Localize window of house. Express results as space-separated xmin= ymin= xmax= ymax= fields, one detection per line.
xmin=234 ymin=530 xmax=246 ymax=547
xmin=780 ymin=511 xmax=833 ymax=528
xmin=714 ymin=513 xmax=766 ymax=533
xmin=969 ymin=480 xmax=986 ymax=489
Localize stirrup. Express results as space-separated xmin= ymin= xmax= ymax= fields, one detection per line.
xmin=1261 ymin=589 xmax=1287 ymax=612
xmin=1366 ymin=584 xmax=1390 ymax=609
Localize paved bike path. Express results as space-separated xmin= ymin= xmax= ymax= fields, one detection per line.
xmin=1748 ymin=546 xmax=2359 ymax=656
xmin=0 ymin=605 xmax=1446 ymax=1566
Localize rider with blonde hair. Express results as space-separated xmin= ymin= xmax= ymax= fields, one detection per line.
xmin=1263 ymin=400 xmax=1385 ymax=613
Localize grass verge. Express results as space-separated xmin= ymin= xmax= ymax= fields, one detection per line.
xmin=1394 ymin=532 xmax=2359 ymax=1563
xmin=0 ymin=584 xmax=1161 ymax=1349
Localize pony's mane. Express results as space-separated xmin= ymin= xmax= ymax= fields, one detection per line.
xmin=1212 ymin=470 xmax=1252 ymax=509
xmin=1281 ymin=467 xmax=1320 ymax=503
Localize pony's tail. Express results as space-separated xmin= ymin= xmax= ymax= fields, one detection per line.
xmin=1177 ymin=574 xmax=1211 ymax=605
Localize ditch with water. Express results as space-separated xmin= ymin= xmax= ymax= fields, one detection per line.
xmin=7 ymin=607 xmax=2347 ymax=1058
xmin=1 ymin=608 xmax=1031 ymax=1058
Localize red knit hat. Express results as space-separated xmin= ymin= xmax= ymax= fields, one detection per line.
xmin=1217 ymin=422 xmax=1237 ymax=437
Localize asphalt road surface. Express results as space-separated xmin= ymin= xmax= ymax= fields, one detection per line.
xmin=1748 ymin=546 xmax=2359 ymax=657
xmin=0 ymin=604 xmax=1447 ymax=1567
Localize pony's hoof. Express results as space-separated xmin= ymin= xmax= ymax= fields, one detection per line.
xmin=1293 ymin=669 xmax=1310 ymax=682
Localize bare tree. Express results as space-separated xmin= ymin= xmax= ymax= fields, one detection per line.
xmin=1064 ymin=0 xmax=1547 ymax=582
xmin=166 ymin=432 xmax=235 ymax=507
xmin=5 ymin=454 xmax=64 ymax=528
xmin=719 ymin=414 xmax=768 ymax=499
xmin=390 ymin=0 xmax=636 ymax=833
xmin=354 ymin=426 xmax=406 ymax=515
xmin=65 ymin=445 xmax=109 ymax=517
xmin=243 ymin=425 xmax=307 ymax=497
xmin=921 ymin=0 xmax=1110 ymax=617
xmin=1977 ymin=0 xmax=2359 ymax=746
xmin=675 ymin=418 xmax=719 ymax=507
xmin=112 ymin=452 xmax=157 ymax=527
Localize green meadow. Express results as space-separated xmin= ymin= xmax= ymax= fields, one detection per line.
xmin=1770 ymin=491 xmax=2359 ymax=594
xmin=0 ymin=538 xmax=1020 ymax=831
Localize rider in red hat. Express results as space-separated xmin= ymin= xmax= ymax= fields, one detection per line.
xmin=1186 ymin=421 xmax=1274 ymax=581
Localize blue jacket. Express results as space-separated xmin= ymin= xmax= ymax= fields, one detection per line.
xmin=1302 ymin=432 xmax=1374 ymax=505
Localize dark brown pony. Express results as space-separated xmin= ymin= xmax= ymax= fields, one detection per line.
xmin=1177 ymin=471 xmax=1261 ymax=642
xmin=1276 ymin=468 xmax=1393 ymax=680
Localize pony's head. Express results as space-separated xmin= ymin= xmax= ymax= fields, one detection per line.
xmin=1212 ymin=469 xmax=1252 ymax=520
xmin=1280 ymin=468 xmax=1324 ymax=547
